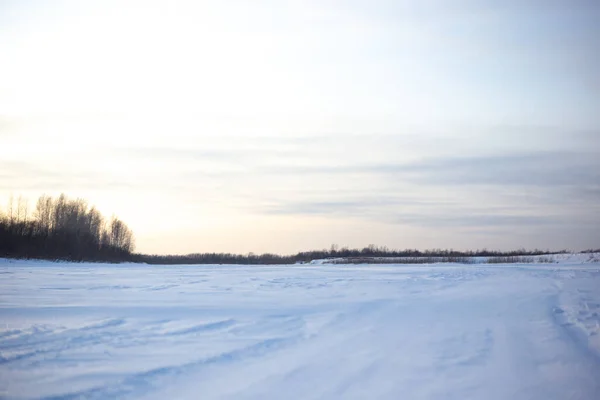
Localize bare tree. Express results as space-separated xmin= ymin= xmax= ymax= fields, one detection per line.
xmin=52 ymin=194 xmax=68 ymax=233
xmin=109 ymin=216 xmax=134 ymax=253
xmin=34 ymin=195 xmax=53 ymax=235
xmin=7 ymin=195 xmax=14 ymax=226
xmin=17 ymin=196 xmax=28 ymax=224
xmin=87 ymin=207 xmax=104 ymax=246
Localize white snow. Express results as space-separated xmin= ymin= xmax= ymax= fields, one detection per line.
xmin=1 ymin=258 xmax=599 ymax=399
xmin=311 ymin=252 xmax=600 ymax=265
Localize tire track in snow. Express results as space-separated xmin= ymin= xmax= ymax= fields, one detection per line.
xmin=0 ymin=317 xmax=239 ymax=367
xmin=39 ymin=335 xmax=303 ymax=400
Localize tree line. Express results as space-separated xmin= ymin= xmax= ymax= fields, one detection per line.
xmin=1 ymin=194 xmax=569 ymax=264
xmin=0 ymin=194 xmax=134 ymax=261
xmin=136 ymin=245 xmax=567 ymax=265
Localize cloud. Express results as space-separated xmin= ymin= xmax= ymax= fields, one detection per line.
xmin=254 ymin=195 xmax=576 ymax=230
xmin=0 ymin=160 xmax=150 ymax=192
xmin=390 ymin=213 xmax=564 ymax=228
xmin=242 ymin=148 xmax=600 ymax=232
xmin=260 ymin=198 xmax=443 ymax=216
xmin=119 ymin=147 xmax=241 ymax=162
xmin=261 ymin=150 xmax=600 ymax=187
xmin=398 ymin=151 xmax=600 ymax=187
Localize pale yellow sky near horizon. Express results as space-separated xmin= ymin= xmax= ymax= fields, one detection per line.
xmin=1 ymin=0 xmax=599 ymax=254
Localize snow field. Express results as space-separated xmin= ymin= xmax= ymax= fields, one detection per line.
xmin=1 ymin=259 xmax=599 ymax=399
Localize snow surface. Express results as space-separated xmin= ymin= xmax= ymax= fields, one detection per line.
xmin=1 ymin=259 xmax=599 ymax=399
xmin=309 ymin=252 xmax=600 ymax=265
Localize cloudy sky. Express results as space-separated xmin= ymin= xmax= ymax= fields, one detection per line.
xmin=1 ymin=0 xmax=599 ymax=254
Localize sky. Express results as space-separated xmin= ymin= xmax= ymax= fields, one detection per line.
xmin=0 ymin=0 xmax=599 ymax=254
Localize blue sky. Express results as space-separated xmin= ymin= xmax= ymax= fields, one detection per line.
xmin=0 ymin=0 xmax=598 ymax=253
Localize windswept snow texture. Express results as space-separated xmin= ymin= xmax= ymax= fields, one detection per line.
xmin=1 ymin=260 xmax=599 ymax=400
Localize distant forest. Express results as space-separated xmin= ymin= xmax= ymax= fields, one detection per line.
xmin=137 ymin=246 xmax=568 ymax=265
xmin=1 ymin=194 xmax=576 ymax=264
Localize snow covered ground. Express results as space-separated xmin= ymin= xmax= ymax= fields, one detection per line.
xmin=309 ymin=251 xmax=600 ymax=265
xmin=1 ymin=258 xmax=599 ymax=399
